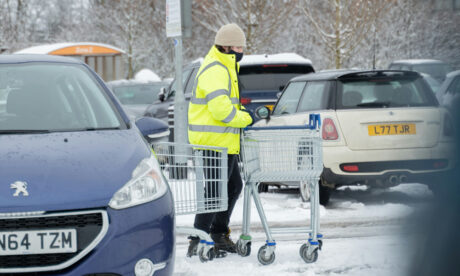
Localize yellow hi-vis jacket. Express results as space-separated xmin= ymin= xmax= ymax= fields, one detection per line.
xmin=188 ymin=46 xmax=252 ymax=154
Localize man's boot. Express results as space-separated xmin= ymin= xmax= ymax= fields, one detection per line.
xmin=186 ymin=236 xmax=200 ymax=257
xmin=210 ymin=232 xmax=237 ymax=253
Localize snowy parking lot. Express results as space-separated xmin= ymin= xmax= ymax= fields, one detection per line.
xmin=174 ymin=183 xmax=433 ymax=276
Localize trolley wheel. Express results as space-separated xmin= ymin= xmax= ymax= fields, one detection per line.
xmin=299 ymin=244 xmax=318 ymax=263
xmin=236 ymin=240 xmax=251 ymax=257
xmin=318 ymin=239 xmax=323 ymax=250
xmin=257 ymin=245 xmax=275 ymax=265
xmin=198 ymin=247 xmax=215 ymax=262
xmin=300 ymin=180 xmax=311 ymax=202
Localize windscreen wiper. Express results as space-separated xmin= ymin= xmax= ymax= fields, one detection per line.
xmin=0 ymin=129 xmax=52 ymax=134
xmin=356 ymin=101 xmax=391 ymax=108
xmin=80 ymin=127 xmax=122 ymax=131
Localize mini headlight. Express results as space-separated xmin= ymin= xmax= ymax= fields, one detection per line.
xmin=109 ymin=155 xmax=167 ymax=209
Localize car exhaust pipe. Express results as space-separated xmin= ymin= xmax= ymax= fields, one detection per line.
xmin=399 ymin=175 xmax=407 ymax=184
xmin=388 ymin=175 xmax=400 ymax=186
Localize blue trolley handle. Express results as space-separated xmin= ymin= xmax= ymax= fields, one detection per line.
xmin=244 ymin=113 xmax=321 ymax=131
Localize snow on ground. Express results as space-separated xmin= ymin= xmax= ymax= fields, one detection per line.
xmin=174 ymin=183 xmax=433 ymax=275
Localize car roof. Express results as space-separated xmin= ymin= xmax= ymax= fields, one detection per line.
xmin=239 ymin=53 xmax=312 ymax=66
xmin=290 ymin=69 xmax=421 ymax=82
xmin=0 ymin=54 xmax=84 ymax=64
xmin=184 ymin=53 xmax=313 ymax=68
xmin=107 ymin=79 xmax=169 ymax=87
xmin=446 ymin=70 xmax=460 ymax=78
xmin=391 ymin=59 xmax=446 ymax=65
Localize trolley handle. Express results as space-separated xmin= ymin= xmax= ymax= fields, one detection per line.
xmin=244 ymin=125 xmax=315 ymax=131
xmin=245 ymin=113 xmax=321 ymax=131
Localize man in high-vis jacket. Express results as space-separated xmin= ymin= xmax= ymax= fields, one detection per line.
xmin=187 ymin=23 xmax=255 ymax=257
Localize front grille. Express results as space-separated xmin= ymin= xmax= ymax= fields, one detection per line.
xmin=0 ymin=210 xmax=108 ymax=273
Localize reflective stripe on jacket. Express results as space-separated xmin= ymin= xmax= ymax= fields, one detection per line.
xmin=188 ymin=46 xmax=252 ymax=154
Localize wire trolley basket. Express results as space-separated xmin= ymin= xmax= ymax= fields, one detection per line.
xmin=236 ymin=114 xmax=323 ymax=266
xmin=153 ymin=142 xmax=228 ymax=216
xmin=242 ymin=127 xmax=322 ymax=184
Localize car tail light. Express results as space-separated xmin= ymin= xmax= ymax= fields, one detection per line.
xmin=241 ymin=97 xmax=252 ymax=105
xmin=433 ymin=160 xmax=448 ymax=169
xmin=322 ymin=118 xmax=338 ymax=140
xmin=443 ymin=114 xmax=454 ymax=137
xmin=342 ymin=165 xmax=359 ymax=172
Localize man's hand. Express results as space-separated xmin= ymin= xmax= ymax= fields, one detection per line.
xmin=241 ymin=109 xmax=255 ymax=126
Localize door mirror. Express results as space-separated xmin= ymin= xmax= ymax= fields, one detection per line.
xmin=158 ymin=87 xmax=166 ymax=102
xmin=135 ymin=117 xmax=169 ymax=143
xmin=255 ymin=106 xmax=271 ymax=120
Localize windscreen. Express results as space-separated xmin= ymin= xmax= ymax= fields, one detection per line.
xmin=113 ymin=84 xmax=163 ymax=104
xmin=337 ymin=75 xmax=438 ymax=109
xmin=0 ymin=63 xmax=124 ymax=132
xmin=239 ymin=64 xmax=314 ymax=92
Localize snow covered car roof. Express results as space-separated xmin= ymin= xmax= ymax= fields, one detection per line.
xmin=240 ymin=53 xmax=312 ymax=66
xmin=446 ymin=70 xmax=460 ymax=78
xmin=390 ymin=59 xmax=447 ymax=65
xmin=0 ymin=54 xmax=84 ymax=64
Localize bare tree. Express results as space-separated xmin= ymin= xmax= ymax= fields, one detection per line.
xmin=302 ymin=0 xmax=391 ymax=69
xmin=192 ymin=0 xmax=297 ymax=54
xmin=88 ymin=0 xmax=171 ymax=78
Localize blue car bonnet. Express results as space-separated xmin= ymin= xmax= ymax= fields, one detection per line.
xmin=0 ymin=128 xmax=150 ymax=212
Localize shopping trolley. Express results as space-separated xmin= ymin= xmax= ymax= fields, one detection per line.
xmin=152 ymin=142 xmax=228 ymax=262
xmin=236 ymin=114 xmax=323 ymax=265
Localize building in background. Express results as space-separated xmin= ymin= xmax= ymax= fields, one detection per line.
xmin=14 ymin=42 xmax=125 ymax=81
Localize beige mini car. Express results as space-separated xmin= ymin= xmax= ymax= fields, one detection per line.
xmin=254 ymin=70 xmax=456 ymax=205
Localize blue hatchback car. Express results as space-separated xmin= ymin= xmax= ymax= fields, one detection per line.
xmin=0 ymin=55 xmax=174 ymax=275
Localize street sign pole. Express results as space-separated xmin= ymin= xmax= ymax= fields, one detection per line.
xmin=166 ymin=0 xmax=187 ymax=145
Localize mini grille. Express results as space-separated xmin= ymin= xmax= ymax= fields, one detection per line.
xmin=0 ymin=211 xmax=105 ymax=271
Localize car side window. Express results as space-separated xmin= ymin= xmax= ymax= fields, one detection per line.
xmin=401 ymin=65 xmax=411 ymax=70
xmin=297 ymin=81 xmax=329 ymax=112
xmin=185 ymin=68 xmax=199 ymax=96
xmin=447 ymin=77 xmax=460 ymax=95
xmin=169 ymin=68 xmax=193 ymax=97
xmin=272 ymin=81 xmax=306 ymax=115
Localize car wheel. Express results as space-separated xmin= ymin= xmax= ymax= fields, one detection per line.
xmin=319 ymin=182 xmax=331 ymax=206
xmin=257 ymin=183 xmax=269 ymax=193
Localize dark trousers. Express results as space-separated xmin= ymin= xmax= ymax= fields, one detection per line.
xmin=194 ymin=154 xmax=243 ymax=234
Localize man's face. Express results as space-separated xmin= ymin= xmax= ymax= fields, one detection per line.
xmin=230 ymin=46 xmax=243 ymax=53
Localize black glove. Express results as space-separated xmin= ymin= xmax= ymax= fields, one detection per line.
xmin=241 ymin=109 xmax=255 ymax=126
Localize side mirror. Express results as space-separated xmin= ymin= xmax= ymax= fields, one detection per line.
xmin=135 ymin=117 xmax=169 ymax=143
xmin=279 ymin=85 xmax=285 ymax=91
xmin=255 ymin=106 xmax=271 ymax=120
xmin=158 ymin=87 xmax=166 ymax=102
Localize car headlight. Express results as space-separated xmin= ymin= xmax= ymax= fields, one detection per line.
xmin=109 ymin=155 xmax=168 ymax=209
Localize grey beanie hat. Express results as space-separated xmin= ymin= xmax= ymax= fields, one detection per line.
xmin=214 ymin=23 xmax=246 ymax=47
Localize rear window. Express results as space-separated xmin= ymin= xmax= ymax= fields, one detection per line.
xmin=239 ymin=64 xmax=314 ymax=92
xmin=337 ymin=75 xmax=438 ymax=109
